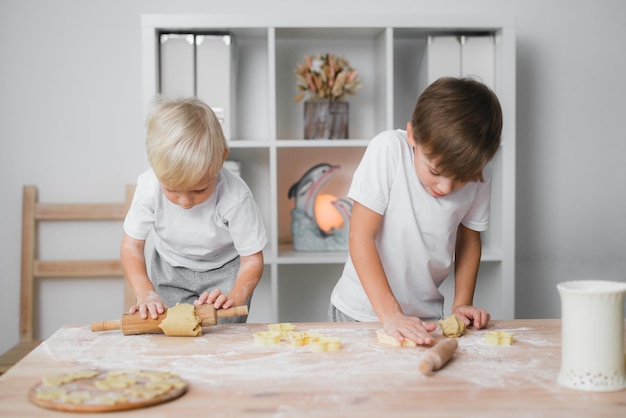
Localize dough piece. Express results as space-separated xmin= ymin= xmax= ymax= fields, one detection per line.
xmin=253 ymin=331 xmax=281 ymax=345
xmin=94 ymin=393 xmax=128 ymax=405
xmin=438 ymin=315 xmax=467 ymax=338
xmin=376 ymin=329 xmax=418 ymax=347
xmin=158 ymin=303 xmax=202 ymax=337
xmin=268 ymin=323 xmax=296 ymax=338
xmin=289 ymin=331 xmax=321 ymax=347
xmin=43 ymin=370 xmax=99 ymax=386
xmin=62 ymin=391 xmax=92 ymax=404
xmin=309 ymin=337 xmax=342 ymax=352
xmin=120 ymin=370 xmax=185 ymax=399
xmin=36 ymin=388 xmax=68 ymax=401
xmin=94 ymin=374 xmax=137 ymax=390
xmin=485 ymin=331 xmax=514 ymax=345
xmin=138 ymin=370 xmax=184 ymax=383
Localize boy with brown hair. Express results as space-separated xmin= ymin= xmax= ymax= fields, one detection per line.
xmin=329 ymin=77 xmax=503 ymax=345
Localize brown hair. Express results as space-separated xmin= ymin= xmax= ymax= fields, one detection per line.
xmin=410 ymin=77 xmax=502 ymax=182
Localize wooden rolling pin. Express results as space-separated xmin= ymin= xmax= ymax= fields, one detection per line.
xmin=418 ymin=338 xmax=459 ymax=376
xmin=90 ymin=304 xmax=248 ymax=335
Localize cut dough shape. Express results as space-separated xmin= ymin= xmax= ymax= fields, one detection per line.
xmin=253 ymin=331 xmax=281 ymax=346
xmin=252 ymin=327 xmax=340 ymax=350
xmin=158 ymin=303 xmax=202 ymax=337
xmin=376 ymin=329 xmax=418 ymax=347
xmin=94 ymin=374 xmax=137 ymax=390
xmin=288 ymin=331 xmax=321 ymax=347
xmin=309 ymin=337 xmax=341 ymax=352
xmin=94 ymin=393 xmax=128 ymax=405
xmin=438 ymin=315 xmax=467 ymax=338
xmin=268 ymin=323 xmax=296 ymax=338
xmin=62 ymin=391 xmax=92 ymax=405
xmin=36 ymin=388 xmax=68 ymax=401
xmin=485 ymin=331 xmax=514 ymax=345
xmin=43 ymin=370 xmax=99 ymax=387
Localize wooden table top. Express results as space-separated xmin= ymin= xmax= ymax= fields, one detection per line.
xmin=0 ymin=319 xmax=624 ymax=417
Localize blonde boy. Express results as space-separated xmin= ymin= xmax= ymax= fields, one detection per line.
xmin=122 ymin=97 xmax=267 ymax=321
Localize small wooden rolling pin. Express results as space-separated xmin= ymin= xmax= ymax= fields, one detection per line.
xmin=91 ymin=304 xmax=248 ymax=335
xmin=418 ymin=338 xmax=459 ymax=376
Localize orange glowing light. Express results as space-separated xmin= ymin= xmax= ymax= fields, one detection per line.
xmin=315 ymin=194 xmax=344 ymax=233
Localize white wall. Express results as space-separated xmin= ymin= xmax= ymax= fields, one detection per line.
xmin=515 ymin=2 xmax=626 ymax=317
xmin=1 ymin=0 xmax=625 ymax=354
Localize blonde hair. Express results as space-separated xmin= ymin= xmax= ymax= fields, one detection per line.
xmin=145 ymin=96 xmax=228 ymax=190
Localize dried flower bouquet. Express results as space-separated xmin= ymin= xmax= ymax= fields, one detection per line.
xmin=294 ymin=53 xmax=362 ymax=102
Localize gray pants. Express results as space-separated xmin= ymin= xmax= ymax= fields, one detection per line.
xmin=150 ymin=250 xmax=249 ymax=324
xmin=327 ymin=303 xmax=358 ymax=322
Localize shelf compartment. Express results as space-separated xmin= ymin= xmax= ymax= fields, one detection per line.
xmin=277 ymin=147 xmax=365 ymax=245
xmin=275 ymin=27 xmax=389 ymax=141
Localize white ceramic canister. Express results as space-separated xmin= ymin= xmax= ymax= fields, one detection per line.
xmin=557 ymin=280 xmax=626 ymax=391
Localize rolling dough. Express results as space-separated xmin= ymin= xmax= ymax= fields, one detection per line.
xmin=158 ymin=303 xmax=202 ymax=337
xmin=438 ymin=315 xmax=466 ymax=338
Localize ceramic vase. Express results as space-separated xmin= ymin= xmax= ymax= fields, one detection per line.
xmin=304 ymin=100 xmax=348 ymax=139
xmin=557 ymin=280 xmax=626 ymax=391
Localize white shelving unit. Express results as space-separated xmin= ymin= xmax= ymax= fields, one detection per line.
xmin=141 ymin=14 xmax=516 ymax=323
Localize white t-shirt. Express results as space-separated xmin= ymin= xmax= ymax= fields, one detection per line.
xmin=124 ymin=168 xmax=267 ymax=271
xmin=330 ymin=129 xmax=492 ymax=321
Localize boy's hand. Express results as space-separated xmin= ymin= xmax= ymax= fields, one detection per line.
xmin=195 ymin=289 xmax=234 ymax=310
xmin=382 ymin=312 xmax=437 ymax=345
xmin=452 ymin=305 xmax=491 ymax=330
xmin=129 ymin=290 xmax=166 ymax=320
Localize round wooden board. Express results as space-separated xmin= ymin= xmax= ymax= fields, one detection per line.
xmin=28 ymin=369 xmax=187 ymax=413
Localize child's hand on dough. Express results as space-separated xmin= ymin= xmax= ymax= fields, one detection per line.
xmin=382 ymin=312 xmax=437 ymax=345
